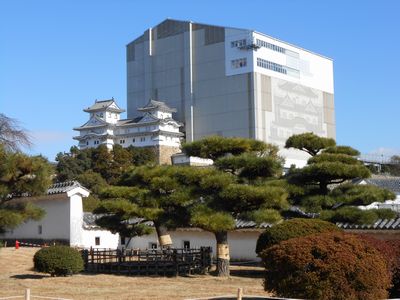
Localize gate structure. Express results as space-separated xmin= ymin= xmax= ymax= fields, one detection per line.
xmin=81 ymin=247 xmax=212 ymax=276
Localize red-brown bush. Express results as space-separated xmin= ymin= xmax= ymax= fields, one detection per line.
xmin=261 ymin=231 xmax=391 ymax=300
xmin=357 ymin=235 xmax=400 ymax=298
xmin=387 ymin=240 xmax=400 ymax=297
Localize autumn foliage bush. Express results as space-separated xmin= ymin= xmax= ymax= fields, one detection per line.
xmin=357 ymin=235 xmax=400 ymax=298
xmin=255 ymin=218 xmax=340 ymax=255
xmin=261 ymin=231 xmax=391 ymax=300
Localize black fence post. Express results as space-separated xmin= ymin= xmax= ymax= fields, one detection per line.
xmin=173 ymin=249 xmax=178 ymax=276
xmin=81 ymin=249 xmax=89 ymax=271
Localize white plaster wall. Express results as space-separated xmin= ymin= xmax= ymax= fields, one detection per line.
xmin=81 ymin=229 xmax=120 ymax=249
xmin=69 ymin=194 xmax=83 ymax=247
xmin=124 ymin=230 xmax=261 ymax=261
xmin=0 ymin=198 xmax=70 ymax=241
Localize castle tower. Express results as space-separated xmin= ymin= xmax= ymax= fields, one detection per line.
xmin=73 ymin=98 xmax=183 ymax=164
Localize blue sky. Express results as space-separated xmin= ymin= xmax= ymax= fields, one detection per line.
xmin=1 ymin=0 xmax=399 ymax=161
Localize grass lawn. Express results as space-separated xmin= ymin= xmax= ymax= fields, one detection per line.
xmin=0 ymin=248 xmax=270 ymax=300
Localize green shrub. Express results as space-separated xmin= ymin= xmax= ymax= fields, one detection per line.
xmin=261 ymin=232 xmax=391 ymax=300
xmin=255 ymin=218 xmax=339 ymax=255
xmin=33 ymin=245 xmax=84 ymax=276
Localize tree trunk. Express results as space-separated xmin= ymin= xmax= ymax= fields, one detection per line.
xmin=154 ymin=222 xmax=173 ymax=249
xmin=215 ymin=231 xmax=230 ymax=277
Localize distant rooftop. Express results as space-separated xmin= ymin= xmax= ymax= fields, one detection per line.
xmin=47 ymin=181 xmax=88 ymax=195
xmin=357 ymin=175 xmax=400 ymax=194
xmin=128 ymin=18 xmax=332 ymax=61
xmin=84 ymin=98 xmax=125 ymax=113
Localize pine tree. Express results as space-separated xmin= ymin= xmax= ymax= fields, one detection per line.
xmin=285 ymin=133 xmax=396 ymax=223
xmin=182 ymin=136 xmax=287 ymax=276
xmin=0 ymin=145 xmax=52 ymax=233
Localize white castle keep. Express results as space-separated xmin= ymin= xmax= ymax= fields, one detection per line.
xmin=73 ymin=98 xmax=183 ymax=164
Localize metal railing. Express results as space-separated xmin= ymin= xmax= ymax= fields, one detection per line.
xmin=0 ymin=289 xmax=71 ymax=300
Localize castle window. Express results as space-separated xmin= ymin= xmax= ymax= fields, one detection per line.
xmin=140 ymin=137 xmax=145 ymax=142
xmin=38 ymin=225 xmax=42 ymax=235
xmin=95 ymin=237 xmax=100 ymax=246
xmin=132 ymin=138 xmax=135 ymax=143
xmin=120 ymin=139 xmax=125 ymax=144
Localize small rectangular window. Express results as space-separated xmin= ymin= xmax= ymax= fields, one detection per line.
xmin=132 ymin=138 xmax=135 ymax=142
xmin=95 ymin=237 xmax=100 ymax=246
xmin=121 ymin=236 xmax=126 ymax=245
xmin=183 ymin=240 xmax=190 ymax=250
xmin=38 ymin=225 xmax=42 ymax=235
xmin=231 ymin=58 xmax=247 ymax=69
xmin=149 ymin=242 xmax=157 ymax=249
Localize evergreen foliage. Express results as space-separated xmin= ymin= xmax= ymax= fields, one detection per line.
xmin=285 ymin=133 xmax=395 ymax=224
xmin=94 ymin=165 xmax=199 ymax=241
xmin=33 ymin=246 xmax=84 ymax=276
xmin=255 ymin=218 xmax=340 ymax=255
xmin=285 ymin=132 xmax=335 ymax=156
xmin=261 ymin=232 xmax=391 ymax=300
xmin=182 ymin=136 xmax=287 ymax=276
xmin=0 ymin=144 xmax=52 ymax=233
xmin=55 ymin=144 xmax=156 ymax=184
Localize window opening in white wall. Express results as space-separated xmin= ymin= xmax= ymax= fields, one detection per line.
xmin=183 ymin=240 xmax=190 ymax=250
xmin=95 ymin=237 xmax=100 ymax=246
xmin=38 ymin=225 xmax=42 ymax=235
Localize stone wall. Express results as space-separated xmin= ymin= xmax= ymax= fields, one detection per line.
xmin=156 ymin=145 xmax=181 ymax=165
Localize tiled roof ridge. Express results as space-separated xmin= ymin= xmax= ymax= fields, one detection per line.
xmin=337 ymin=217 xmax=400 ymax=230
xmin=95 ymin=98 xmax=114 ymax=103
xmin=370 ymin=174 xmax=400 ymax=179
xmin=47 ymin=180 xmax=84 ymax=195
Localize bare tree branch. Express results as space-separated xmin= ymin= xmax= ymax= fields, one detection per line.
xmin=0 ymin=113 xmax=32 ymax=152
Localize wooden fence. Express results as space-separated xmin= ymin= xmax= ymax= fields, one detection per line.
xmin=81 ymin=247 xmax=212 ymax=276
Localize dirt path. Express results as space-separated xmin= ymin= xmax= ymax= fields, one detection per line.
xmin=0 ymin=248 xmax=270 ymax=300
